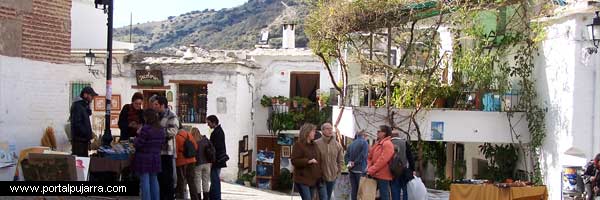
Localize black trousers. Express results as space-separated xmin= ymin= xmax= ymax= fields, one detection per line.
xmin=71 ymin=141 xmax=89 ymax=157
xmin=159 ymin=155 xmax=175 ymax=200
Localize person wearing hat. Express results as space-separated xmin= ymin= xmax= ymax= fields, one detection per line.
xmin=69 ymin=86 xmax=98 ymax=157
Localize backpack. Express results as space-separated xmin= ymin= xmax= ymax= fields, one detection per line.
xmin=181 ymin=133 xmax=196 ymax=158
xmin=204 ymin=138 xmax=217 ymax=163
xmin=390 ymin=141 xmax=407 ymax=178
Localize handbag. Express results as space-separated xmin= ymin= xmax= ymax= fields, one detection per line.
xmin=357 ymin=176 xmax=377 ymax=200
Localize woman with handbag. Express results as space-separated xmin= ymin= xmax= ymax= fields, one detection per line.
xmin=366 ymin=125 xmax=395 ymax=200
xmin=291 ymin=123 xmax=327 ymax=200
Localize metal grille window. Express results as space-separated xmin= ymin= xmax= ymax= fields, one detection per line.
xmin=70 ymin=82 xmax=91 ymax=105
xmin=177 ymin=84 xmax=208 ymax=124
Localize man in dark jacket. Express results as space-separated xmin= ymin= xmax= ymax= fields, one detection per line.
xmin=390 ymin=129 xmax=415 ymax=200
xmin=344 ymin=130 xmax=369 ymax=200
xmin=70 ymin=86 xmax=97 ymax=157
xmin=208 ymin=115 xmax=227 ymax=200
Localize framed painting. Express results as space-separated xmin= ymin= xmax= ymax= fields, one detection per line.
xmin=93 ymin=96 xmax=105 ymax=111
xmin=110 ymin=95 xmax=121 ymax=111
xmin=242 ymin=154 xmax=250 ymax=170
xmin=110 ymin=114 xmax=119 ymax=128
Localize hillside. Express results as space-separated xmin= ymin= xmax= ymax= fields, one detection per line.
xmin=114 ymin=0 xmax=309 ymax=52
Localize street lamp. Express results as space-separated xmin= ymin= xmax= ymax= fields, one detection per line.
xmin=84 ymin=49 xmax=95 ymax=67
xmin=587 ymin=11 xmax=600 ymax=54
xmin=94 ymin=0 xmax=114 ymax=146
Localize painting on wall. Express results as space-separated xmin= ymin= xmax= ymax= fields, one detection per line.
xmin=93 ymin=95 xmax=121 ymax=112
xmin=110 ymin=114 xmax=119 ymax=128
xmin=431 ymin=121 xmax=444 ymax=140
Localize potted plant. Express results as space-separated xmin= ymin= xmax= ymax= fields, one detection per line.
xmin=240 ymin=171 xmax=256 ymax=187
xmin=261 ymin=95 xmax=272 ymax=107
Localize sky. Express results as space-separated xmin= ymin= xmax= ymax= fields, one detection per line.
xmin=114 ymin=0 xmax=248 ymax=28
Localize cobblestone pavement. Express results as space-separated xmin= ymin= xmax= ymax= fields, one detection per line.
xmin=2 ymin=182 xmax=449 ymax=200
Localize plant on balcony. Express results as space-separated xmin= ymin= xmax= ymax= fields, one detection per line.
xmin=261 ymin=95 xmax=272 ymax=107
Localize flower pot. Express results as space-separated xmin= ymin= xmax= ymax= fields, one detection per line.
xmin=244 ymin=181 xmax=251 ymax=187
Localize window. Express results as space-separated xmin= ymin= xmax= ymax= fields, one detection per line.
xmin=177 ymin=84 xmax=207 ymax=123
xmin=70 ymin=82 xmax=91 ymax=105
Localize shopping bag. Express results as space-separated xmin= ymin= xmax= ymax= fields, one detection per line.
xmin=407 ymin=177 xmax=427 ymax=200
xmin=357 ymin=176 xmax=377 ymax=200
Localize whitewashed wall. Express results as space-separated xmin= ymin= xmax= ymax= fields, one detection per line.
xmin=333 ymin=106 xmax=530 ymax=143
xmin=534 ymin=10 xmax=600 ymax=199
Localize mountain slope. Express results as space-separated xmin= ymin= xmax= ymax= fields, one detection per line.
xmin=114 ymin=0 xmax=309 ymax=51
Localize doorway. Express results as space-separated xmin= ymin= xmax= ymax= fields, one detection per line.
xmin=143 ymin=90 xmax=166 ymax=109
xmin=289 ymin=72 xmax=320 ymax=102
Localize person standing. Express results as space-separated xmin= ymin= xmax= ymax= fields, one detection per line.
xmin=133 ymin=109 xmax=165 ymax=200
xmin=118 ymin=92 xmax=144 ymax=142
xmin=69 ymin=86 xmax=98 ymax=157
xmin=150 ymin=95 xmax=179 ymax=200
xmin=208 ymin=115 xmax=228 ymax=200
xmin=315 ymin=123 xmax=344 ymax=200
xmin=191 ymin=127 xmax=213 ymax=200
xmin=344 ymin=130 xmax=369 ymax=200
xmin=367 ymin=125 xmax=395 ymax=200
xmin=291 ymin=123 xmax=327 ymax=200
xmin=390 ymin=129 xmax=415 ymax=200
xmin=175 ymin=128 xmax=199 ymax=200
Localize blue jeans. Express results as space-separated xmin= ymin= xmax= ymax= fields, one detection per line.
xmin=390 ymin=176 xmax=408 ymax=200
xmin=209 ymin=167 xmax=222 ymax=200
xmin=377 ymin=179 xmax=391 ymax=200
xmin=295 ymin=182 xmax=328 ymax=200
xmin=325 ymin=179 xmax=336 ymax=200
xmin=139 ymin=173 xmax=159 ymax=200
xmin=349 ymin=173 xmax=362 ymax=200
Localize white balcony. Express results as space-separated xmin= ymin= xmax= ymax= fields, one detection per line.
xmin=333 ymin=106 xmax=530 ymax=144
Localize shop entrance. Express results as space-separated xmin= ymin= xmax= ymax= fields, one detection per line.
xmin=143 ymin=90 xmax=166 ymax=109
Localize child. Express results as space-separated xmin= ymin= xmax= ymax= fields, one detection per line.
xmin=133 ymin=109 xmax=165 ymax=200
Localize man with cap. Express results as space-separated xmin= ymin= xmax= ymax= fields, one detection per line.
xmin=69 ymin=86 xmax=98 ymax=157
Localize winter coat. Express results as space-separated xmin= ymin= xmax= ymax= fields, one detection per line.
xmin=176 ymin=130 xmax=198 ymax=166
xmin=133 ymin=125 xmax=165 ymax=174
xmin=159 ymin=108 xmax=179 ymax=157
xmin=195 ymin=135 xmax=211 ymax=165
xmin=367 ymin=136 xmax=394 ymax=181
xmin=315 ymin=135 xmax=344 ymax=182
xmin=345 ymin=134 xmax=369 ymax=173
xmin=117 ymin=104 xmax=143 ymax=141
xmin=209 ymin=125 xmax=228 ymax=168
xmin=291 ymin=141 xmax=323 ymax=186
xmin=390 ymin=137 xmax=415 ymax=182
xmin=70 ymin=99 xmax=93 ymax=142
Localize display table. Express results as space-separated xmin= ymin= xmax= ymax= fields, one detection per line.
xmin=450 ymin=184 xmax=548 ymax=200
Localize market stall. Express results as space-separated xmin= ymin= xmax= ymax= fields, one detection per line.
xmin=450 ymin=183 xmax=548 ymax=200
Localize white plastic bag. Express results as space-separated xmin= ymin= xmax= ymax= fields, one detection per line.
xmin=407 ymin=177 xmax=427 ymax=200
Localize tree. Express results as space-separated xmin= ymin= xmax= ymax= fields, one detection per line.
xmin=305 ymin=0 xmax=549 ymax=183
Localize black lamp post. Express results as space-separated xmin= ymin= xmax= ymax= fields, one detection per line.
xmin=94 ymin=0 xmax=114 ymax=146
xmin=587 ymin=11 xmax=600 ymax=54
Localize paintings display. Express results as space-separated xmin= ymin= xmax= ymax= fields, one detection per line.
xmin=431 ymin=121 xmax=444 ymax=140
xmin=257 ymin=150 xmax=275 ymax=164
xmin=93 ymin=95 xmax=121 ymax=112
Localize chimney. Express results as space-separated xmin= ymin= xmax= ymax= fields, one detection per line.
xmin=282 ymin=23 xmax=295 ymax=49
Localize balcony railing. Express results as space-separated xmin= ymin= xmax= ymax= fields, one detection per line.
xmin=329 ymin=84 xmax=523 ymax=112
